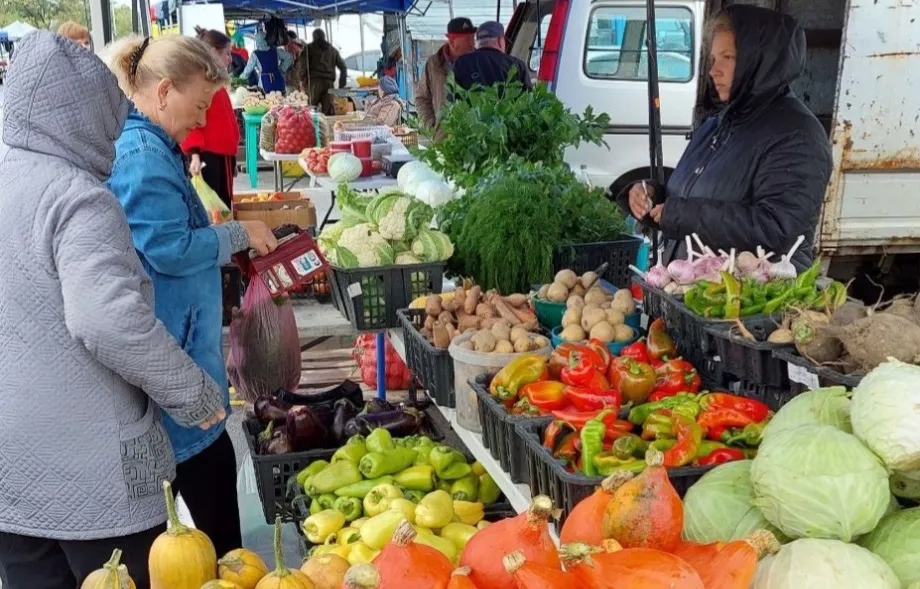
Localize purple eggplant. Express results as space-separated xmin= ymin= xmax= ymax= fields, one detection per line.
xmin=344 ymin=407 xmax=427 ymax=438
xmin=254 ymin=394 xmax=292 ymax=425
xmin=332 ymin=399 xmax=358 ymax=444
xmin=257 ymin=422 xmax=293 ymax=455
xmin=286 ymin=405 xmax=329 ymax=451
xmin=361 ymin=398 xmax=396 ymax=415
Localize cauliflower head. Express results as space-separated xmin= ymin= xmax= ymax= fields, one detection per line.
xmin=376 ymin=196 xmax=412 ymax=241
xmin=336 ymin=223 xmax=394 ymax=268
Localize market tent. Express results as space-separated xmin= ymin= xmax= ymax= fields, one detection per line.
xmin=211 ymin=0 xmax=412 ymax=19
xmin=0 ymin=21 xmax=36 ymax=41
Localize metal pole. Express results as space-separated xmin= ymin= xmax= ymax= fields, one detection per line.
xmin=448 ymin=0 xmax=454 ymax=19
xmin=375 ymin=332 xmax=386 ymax=400
xmin=359 ymin=13 xmax=366 ymax=72
xmin=645 ymin=0 xmax=664 ymax=264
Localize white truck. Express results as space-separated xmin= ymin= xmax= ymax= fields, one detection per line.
xmin=507 ymin=0 xmax=920 ymax=290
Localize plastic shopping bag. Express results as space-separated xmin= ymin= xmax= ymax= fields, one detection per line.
xmin=191 ymin=175 xmax=231 ymax=225
xmin=226 ymin=276 xmax=301 ymax=403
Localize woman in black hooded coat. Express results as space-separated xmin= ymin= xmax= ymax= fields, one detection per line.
xmin=620 ymin=5 xmax=832 ymax=271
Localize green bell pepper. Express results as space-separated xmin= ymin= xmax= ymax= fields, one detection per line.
xmin=477 ymin=473 xmax=501 ymax=505
xmin=648 ymin=438 xmax=677 ymax=452
xmin=366 ymin=428 xmax=394 ymax=454
xmin=393 ymin=465 xmax=436 ymax=491
xmin=580 ymin=409 xmax=613 ymax=476
xmin=724 ymin=421 xmax=768 ymax=447
xmin=794 ymin=258 xmax=822 ymax=290
xmin=296 ymin=459 xmax=329 ymax=487
xmin=346 ymin=434 xmax=366 ymax=447
xmin=642 ymin=412 xmax=675 ymax=440
xmin=612 ymin=434 xmax=648 ymax=460
xmin=438 ymin=461 xmax=473 ymax=480
xmin=402 ymin=489 xmax=426 ymax=503
xmin=310 ymin=493 xmax=337 ymax=515
xmin=414 ymin=444 xmax=433 ymax=466
xmin=309 ymin=460 xmax=362 ymax=495
xmin=332 ymin=441 xmax=367 ymax=464
xmin=333 ymin=496 xmax=363 ymax=522
xmin=428 ymin=445 xmax=457 ymax=477
xmin=695 ymin=440 xmax=727 ymax=459
xmin=450 ymin=475 xmax=480 ymax=501
xmin=764 ymin=285 xmax=796 ymax=314
xmin=436 ymin=478 xmax=453 ymax=492
xmin=593 ymin=452 xmax=646 ymax=476
xmin=358 ymin=448 xmax=418 ymax=479
xmin=721 ymin=271 xmax=742 ymax=319
xmin=333 ymin=475 xmax=394 ymax=499
xmin=628 ymin=393 xmax=698 ymax=425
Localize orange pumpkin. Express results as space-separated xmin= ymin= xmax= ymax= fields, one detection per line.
xmin=692 ymin=530 xmax=780 ymax=589
xmin=254 ymin=518 xmax=314 ymax=589
xmin=201 ymin=581 xmax=245 ymax=589
xmin=602 ymin=449 xmax=683 ymax=551
xmin=447 ymin=567 xmax=480 ymax=589
xmin=671 ymin=540 xmax=725 ymax=572
xmin=219 ymin=549 xmax=269 ymax=589
xmin=560 ymin=472 xmax=633 ymax=546
xmin=566 ymin=546 xmax=704 ymax=589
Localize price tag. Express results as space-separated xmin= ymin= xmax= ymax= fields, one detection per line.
xmin=787 ymin=364 xmax=820 ymax=389
xmin=347 ymin=282 xmax=363 ymax=298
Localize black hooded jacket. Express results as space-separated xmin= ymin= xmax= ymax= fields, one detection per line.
xmin=621 ymin=5 xmax=832 ymax=270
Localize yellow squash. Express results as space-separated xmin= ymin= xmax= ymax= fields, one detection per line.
xmin=254 ymin=518 xmax=314 ymax=589
xmin=149 ymin=481 xmax=218 ymax=589
xmin=201 ymin=581 xmax=244 ymax=589
xmin=218 ymin=549 xmax=269 ymax=589
xmin=81 ymin=549 xmax=136 ymax=589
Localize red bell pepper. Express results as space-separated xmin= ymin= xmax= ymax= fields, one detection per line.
xmin=560 ymin=349 xmax=605 ymax=387
xmin=564 ymin=386 xmax=622 ymax=412
xmin=699 ymin=393 xmax=770 ymax=423
xmin=647 ymin=389 xmax=680 ymax=403
xmin=543 ymin=420 xmax=577 ymax=452
xmin=618 ymin=339 xmax=650 ymax=363
xmin=521 ymin=380 xmax=567 ymax=412
xmin=586 ymin=370 xmax=610 ymax=392
xmin=654 ymin=370 xmax=702 ymax=397
xmin=610 ymin=358 xmax=657 ymax=405
xmin=586 ymin=338 xmax=613 ymax=371
xmin=548 ymin=342 xmax=587 ymax=379
xmin=696 ymin=447 xmax=746 ymax=466
xmin=551 ymin=407 xmax=632 ymax=433
xmin=698 ymin=408 xmax=756 ymax=437
xmin=654 ymin=358 xmax=696 ymax=377
xmin=553 ymin=432 xmax=581 ymax=465
xmin=647 ymin=318 xmax=678 ymax=361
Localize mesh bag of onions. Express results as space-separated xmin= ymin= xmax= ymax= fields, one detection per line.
xmin=227 ymin=276 xmax=302 ymax=403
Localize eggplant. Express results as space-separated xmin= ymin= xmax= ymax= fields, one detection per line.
xmin=332 ymin=399 xmax=358 ymax=444
xmin=257 ymin=422 xmax=293 ymax=455
xmin=344 ymin=407 xmax=427 ymax=438
xmin=254 ymin=394 xmax=292 ymax=425
xmin=286 ymin=405 xmax=329 ymax=451
xmin=361 ymin=398 xmax=396 ymax=415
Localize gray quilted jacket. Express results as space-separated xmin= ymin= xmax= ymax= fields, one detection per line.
xmin=0 ymin=32 xmax=225 ymax=540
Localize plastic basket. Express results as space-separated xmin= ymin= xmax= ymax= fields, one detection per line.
xmin=772 ymin=347 xmax=864 ymax=395
xmin=553 ymin=235 xmax=643 ymax=289
xmin=329 ymin=262 xmax=445 ymax=331
xmin=397 ymin=309 xmax=455 ymax=407
xmin=471 ymin=374 xmax=552 ymax=485
xmin=705 ymin=315 xmax=791 ymax=388
xmin=516 ymin=420 xmax=715 ymax=531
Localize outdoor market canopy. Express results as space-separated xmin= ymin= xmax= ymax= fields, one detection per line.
xmin=0 ymin=20 xmax=36 ymax=41
xmin=211 ymin=0 xmax=413 ymax=19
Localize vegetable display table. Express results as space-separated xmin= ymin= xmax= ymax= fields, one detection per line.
xmin=259 ymin=149 xmax=310 ymax=193
xmin=295 ymin=159 xmax=398 ymax=231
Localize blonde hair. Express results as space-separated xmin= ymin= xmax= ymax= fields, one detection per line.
xmin=57 ymin=21 xmax=90 ymax=43
xmin=106 ymin=34 xmax=229 ymax=97
xmin=705 ymin=12 xmax=733 ymax=44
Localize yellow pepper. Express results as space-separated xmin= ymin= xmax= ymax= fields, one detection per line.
xmin=386 ymin=498 xmax=416 ymax=525
xmin=452 ymin=500 xmax=485 ymax=526
xmin=335 ymin=526 xmax=361 ymax=545
xmin=415 ymin=490 xmax=454 ymax=529
xmin=359 ymin=509 xmax=406 ymax=550
xmin=414 ymin=530 xmax=458 ymax=563
xmin=471 ymin=461 xmax=486 ymax=477
xmin=352 ymin=517 xmax=369 ymax=529
xmin=476 ymin=520 xmax=491 ymax=531
xmin=440 ymin=522 xmax=478 ymax=552
xmin=310 ymin=544 xmax=353 ymax=560
xmin=363 ymin=484 xmax=403 ymax=518
xmin=346 ymin=542 xmax=379 ymax=565
xmin=303 ymin=509 xmax=345 ymax=544
xmin=490 ymin=355 xmax=548 ymax=403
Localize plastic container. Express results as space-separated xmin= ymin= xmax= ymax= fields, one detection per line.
xmin=359 ymin=157 xmax=373 ymax=177
xmin=450 ymin=331 xmax=552 ymax=433
xmin=772 ymin=347 xmax=864 ymax=396
xmin=397 ymin=308 xmax=455 ymax=407
xmin=329 ymin=141 xmax=351 ymax=153
xmin=328 ymin=262 xmax=445 ymax=331
xmin=549 ymin=325 xmax=641 ymax=355
xmin=705 ymin=315 xmax=792 ymax=388
xmin=532 ymin=279 xmax=639 ymax=330
xmin=352 ymin=139 xmax=372 ymax=158
xmin=516 ymin=420 xmax=715 ymax=531
xmin=471 ymin=374 xmax=552 ymax=484
xmin=553 ymin=235 xmax=643 ymax=289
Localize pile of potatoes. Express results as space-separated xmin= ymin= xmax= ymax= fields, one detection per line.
xmin=536 ymin=269 xmax=638 ymax=344
xmin=420 ymin=285 xmax=542 ymax=351
xmin=455 ymin=324 xmax=550 ymax=354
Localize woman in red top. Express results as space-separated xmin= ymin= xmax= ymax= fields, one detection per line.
xmin=184 ymin=27 xmax=240 ymax=208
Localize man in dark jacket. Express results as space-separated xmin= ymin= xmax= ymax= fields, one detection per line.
xmin=620 ymin=5 xmax=831 ymax=271
xmin=307 ymin=29 xmax=347 ymax=115
xmin=416 ymin=17 xmax=476 ymax=131
xmin=454 ymin=21 xmax=532 ymax=91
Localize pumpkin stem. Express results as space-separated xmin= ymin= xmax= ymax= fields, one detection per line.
xmin=526 ymin=495 xmax=556 ymax=527
xmin=103 ymin=549 xmax=123 ymax=571
xmin=452 ymin=567 xmax=472 ymax=577
xmin=391 ymin=520 xmax=416 ymax=546
xmin=271 ymin=516 xmax=290 ymax=577
xmin=558 ymin=542 xmax=601 ymax=566
xmin=745 ymin=529 xmax=781 ymax=558
xmin=600 ymin=471 xmax=634 ymax=493
xmin=645 ymin=448 xmax=664 ymax=467
xmin=344 ymin=563 xmax=381 ymax=589
xmin=162 ymin=481 xmax=189 ymax=535
xmin=116 ymin=565 xmax=132 ymax=589
xmin=502 ymin=550 xmax=526 ymax=575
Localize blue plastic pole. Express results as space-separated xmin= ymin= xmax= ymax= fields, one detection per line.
xmin=376 ymin=331 xmax=386 ymax=400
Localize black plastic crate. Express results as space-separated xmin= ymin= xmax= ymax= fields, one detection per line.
xmin=397 ymin=309 xmax=455 ymax=407
xmin=772 ymin=347 xmax=864 ymax=395
xmin=471 ymin=374 xmax=552 ymax=485
xmin=221 ymin=264 xmax=243 ymax=326
xmin=516 ymin=420 xmax=714 ymax=531
xmin=705 ymin=315 xmax=791 ymax=389
xmin=554 ymin=234 xmax=643 ymax=289
xmin=329 ymin=263 xmax=446 ymax=331
xmin=288 ymin=269 xmax=332 ymax=303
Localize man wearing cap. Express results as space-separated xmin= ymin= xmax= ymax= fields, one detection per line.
xmin=454 ymin=21 xmax=532 ymax=91
xmin=416 ymin=17 xmax=477 ymax=132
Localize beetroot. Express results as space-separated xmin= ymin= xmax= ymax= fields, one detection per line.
xmin=829 ymin=313 xmax=920 ymax=370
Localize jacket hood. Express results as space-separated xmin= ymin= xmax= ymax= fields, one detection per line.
xmin=718 ymin=5 xmax=806 ymax=120
xmin=2 ymin=31 xmax=130 ymax=180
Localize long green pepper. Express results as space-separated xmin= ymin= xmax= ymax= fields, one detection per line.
xmin=580 ymin=409 xmax=613 ymax=477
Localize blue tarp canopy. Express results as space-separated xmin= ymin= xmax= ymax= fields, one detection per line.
xmin=205 ymin=0 xmax=412 ymax=19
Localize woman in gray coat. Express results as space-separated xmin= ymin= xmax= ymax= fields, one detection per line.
xmin=0 ymin=31 xmax=225 ymax=588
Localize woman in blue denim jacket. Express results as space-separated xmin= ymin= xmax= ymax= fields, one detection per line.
xmin=106 ymin=34 xmax=277 ymax=555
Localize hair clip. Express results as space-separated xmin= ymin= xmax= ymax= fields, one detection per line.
xmin=129 ymin=36 xmax=151 ymax=77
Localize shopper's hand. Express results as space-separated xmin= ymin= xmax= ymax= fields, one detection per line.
xmin=189 ymin=153 xmax=202 ymax=176
xmin=628 ymin=182 xmax=654 ymax=219
xmin=240 ymin=220 xmax=278 ymax=256
xmin=198 ymin=407 xmax=227 ymax=430
xmin=650 ymin=204 xmax=663 ymax=224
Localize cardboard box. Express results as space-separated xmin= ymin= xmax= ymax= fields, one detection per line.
xmin=232 ymin=191 xmax=318 ymax=231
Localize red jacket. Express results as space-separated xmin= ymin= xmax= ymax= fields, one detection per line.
xmin=181 ymin=87 xmax=240 ymax=157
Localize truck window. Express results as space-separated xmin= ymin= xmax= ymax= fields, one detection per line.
xmin=528 ymin=15 xmax=553 ymax=71
xmin=583 ymin=6 xmax=693 ymax=83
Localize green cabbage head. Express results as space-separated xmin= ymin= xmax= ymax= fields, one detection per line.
xmin=860 ymin=507 xmax=920 ymax=587
xmin=753 ymin=539 xmax=899 ymax=589
xmin=751 ymin=424 xmax=890 ymax=541
xmin=763 ymin=386 xmax=852 ymax=438
xmin=852 ymin=359 xmax=920 ymax=472
xmin=682 ymin=460 xmax=787 ymax=544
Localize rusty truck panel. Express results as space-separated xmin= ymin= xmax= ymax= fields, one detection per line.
xmin=819 ymin=0 xmax=920 ymax=256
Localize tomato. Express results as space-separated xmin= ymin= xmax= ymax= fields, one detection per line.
xmin=316 ymin=164 xmax=327 ymax=174
xmin=371 ymin=161 xmax=382 ymax=172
